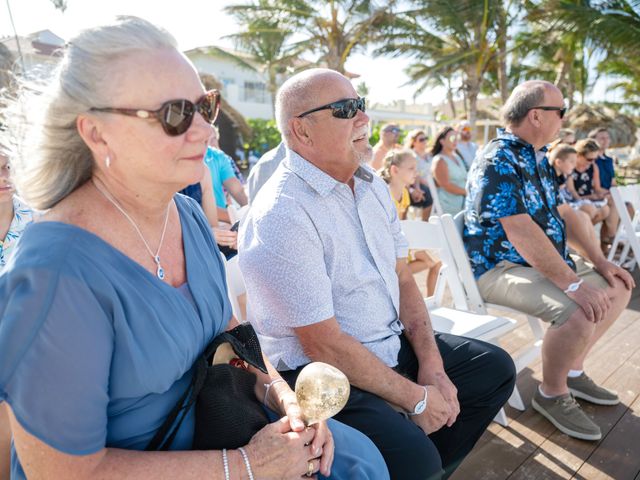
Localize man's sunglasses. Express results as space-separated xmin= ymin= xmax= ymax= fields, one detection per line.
xmin=91 ymin=89 xmax=221 ymax=136
xmin=297 ymin=97 xmax=366 ymax=119
xmin=529 ymin=106 xmax=567 ymax=119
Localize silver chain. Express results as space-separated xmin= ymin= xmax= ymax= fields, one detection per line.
xmin=92 ymin=178 xmax=171 ymax=280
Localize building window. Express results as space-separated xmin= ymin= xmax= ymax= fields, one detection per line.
xmin=243 ymin=81 xmax=268 ymax=103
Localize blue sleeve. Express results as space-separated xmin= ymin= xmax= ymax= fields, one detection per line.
xmin=0 ymin=263 xmax=113 ymax=455
xmin=218 ymin=153 xmax=236 ymax=183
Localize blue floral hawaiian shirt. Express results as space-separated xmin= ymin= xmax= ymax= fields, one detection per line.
xmin=0 ymin=196 xmax=34 ymax=268
xmin=463 ymin=130 xmax=574 ymax=279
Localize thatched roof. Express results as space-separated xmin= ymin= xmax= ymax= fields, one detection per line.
xmin=199 ymin=73 xmax=252 ymax=140
xmin=565 ymin=104 xmax=637 ymax=148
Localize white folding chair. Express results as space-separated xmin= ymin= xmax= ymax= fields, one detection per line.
xmin=608 ymin=184 xmax=640 ymax=271
xmin=220 ymin=254 xmax=247 ymax=323
xmin=400 ymin=219 xmax=521 ymax=425
xmin=436 ymin=213 xmax=545 ymax=410
xmin=425 ymin=174 xmax=443 ymax=217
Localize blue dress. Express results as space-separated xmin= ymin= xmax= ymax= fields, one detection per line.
xmin=0 ymin=194 xmax=387 ymax=479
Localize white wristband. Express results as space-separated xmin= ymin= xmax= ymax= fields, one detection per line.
xmin=263 ymin=378 xmax=286 ymax=405
xmin=564 ymin=279 xmax=583 ymax=294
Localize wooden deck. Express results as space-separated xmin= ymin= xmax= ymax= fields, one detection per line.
xmin=445 ymin=269 xmax=640 ymax=480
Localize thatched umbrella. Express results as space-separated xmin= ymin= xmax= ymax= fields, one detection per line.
xmin=199 ymin=73 xmax=252 ymax=162
xmin=565 ymin=104 xmax=637 ymax=148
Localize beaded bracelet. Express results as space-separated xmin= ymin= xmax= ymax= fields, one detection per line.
xmin=263 ymin=378 xmax=286 ymax=405
xmin=237 ymin=447 xmax=255 ymax=480
xmin=222 ymin=448 xmax=230 ymax=480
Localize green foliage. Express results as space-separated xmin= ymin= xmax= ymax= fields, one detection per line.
xmin=246 ymin=118 xmax=281 ymax=155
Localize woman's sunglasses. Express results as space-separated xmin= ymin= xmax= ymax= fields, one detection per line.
xmin=416 ymin=136 xmax=428 ymax=143
xmin=297 ymin=97 xmax=366 ymax=119
xmin=90 ymin=89 xmax=220 ymax=136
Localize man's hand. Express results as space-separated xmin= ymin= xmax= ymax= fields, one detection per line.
xmin=420 ymin=370 xmax=459 ymax=426
xmin=410 ymin=386 xmax=450 ymax=434
xmin=566 ymin=281 xmax=611 ymax=323
xmin=594 ymin=259 xmax=635 ymax=290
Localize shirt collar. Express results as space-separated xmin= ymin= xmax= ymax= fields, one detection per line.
xmin=284 ymin=147 xmax=373 ymax=197
xmin=497 ymin=129 xmax=549 ymax=153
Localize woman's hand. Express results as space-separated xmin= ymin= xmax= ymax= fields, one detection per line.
xmin=244 ymin=417 xmax=324 ymax=479
xmin=213 ymin=227 xmax=238 ymax=249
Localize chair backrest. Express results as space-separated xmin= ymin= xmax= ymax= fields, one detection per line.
xmin=221 ymin=254 xmax=247 ymax=323
xmin=425 ymin=174 xmax=443 ymax=216
xmin=610 ymin=186 xmax=640 ymax=257
xmin=436 ymin=213 xmax=489 ymax=314
xmin=400 ymin=219 xmax=468 ymax=310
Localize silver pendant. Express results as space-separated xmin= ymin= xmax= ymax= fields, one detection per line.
xmin=155 ymin=255 xmax=165 ymax=280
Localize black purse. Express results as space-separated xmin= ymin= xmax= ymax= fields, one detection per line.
xmin=147 ymin=323 xmax=270 ymax=451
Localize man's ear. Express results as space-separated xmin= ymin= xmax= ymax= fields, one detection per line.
xmin=76 ymin=114 xmax=108 ymax=159
xmin=290 ymin=117 xmax=313 ymax=147
xmin=528 ymin=109 xmax=541 ymax=128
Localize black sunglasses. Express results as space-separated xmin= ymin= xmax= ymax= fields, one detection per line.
xmin=91 ymin=89 xmax=221 ymax=136
xmin=530 ymin=105 xmax=567 ymax=119
xmin=297 ymin=97 xmax=366 ymax=119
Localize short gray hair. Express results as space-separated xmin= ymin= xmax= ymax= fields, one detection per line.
xmin=275 ymin=68 xmax=342 ymax=145
xmin=2 ymin=16 xmax=177 ymax=210
xmin=501 ymin=81 xmax=550 ymax=127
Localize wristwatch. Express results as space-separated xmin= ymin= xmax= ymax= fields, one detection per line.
xmin=564 ymin=279 xmax=584 ymax=294
xmin=407 ymin=386 xmax=428 ymax=416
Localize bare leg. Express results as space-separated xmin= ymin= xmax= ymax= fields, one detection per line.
xmin=421 ymin=206 xmax=432 ymax=221
xmin=541 ymin=277 xmax=630 ymax=396
xmin=559 ymin=205 xmax=598 ymax=260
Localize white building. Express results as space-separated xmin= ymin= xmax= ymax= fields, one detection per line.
xmin=185 ymin=46 xmax=273 ymax=120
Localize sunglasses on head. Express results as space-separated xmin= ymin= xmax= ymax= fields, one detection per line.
xmin=90 ymin=89 xmax=220 ymax=136
xmin=297 ymin=97 xmax=366 ymax=119
xmin=529 ymin=105 xmax=567 ymax=119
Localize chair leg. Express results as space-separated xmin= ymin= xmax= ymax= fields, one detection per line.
xmin=507 ymin=385 xmax=526 ymax=411
xmin=493 ymin=408 xmax=509 ymax=427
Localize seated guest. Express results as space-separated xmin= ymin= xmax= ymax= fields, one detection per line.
xmin=558 ymin=128 xmax=576 ymax=145
xmin=465 ymin=80 xmax=633 ymax=441
xmin=239 ymin=68 xmax=515 ymax=480
xmin=404 ymin=129 xmax=434 ymax=220
xmin=455 ymin=120 xmax=478 ymax=169
xmin=205 ymin=126 xmax=248 ymax=224
xmin=549 ymin=141 xmax=578 ymax=205
xmin=379 ymin=148 xmax=442 ymax=297
xmin=0 ymin=17 xmax=387 ymax=480
xmin=0 ymin=147 xmax=34 ymax=480
xmin=431 ymin=126 xmax=467 ymax=215
xmin=370 ymin=123 xmax=401 ymax=171
xmin=565 ymin=139 xmax=611 ymax=226
xmin=246 ymin=141 xmax=286 ymax=204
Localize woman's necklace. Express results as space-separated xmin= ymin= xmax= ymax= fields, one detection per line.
xmin=92 ymin=178 xmax=171 ymax=280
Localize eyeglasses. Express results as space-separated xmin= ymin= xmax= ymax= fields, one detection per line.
xmin=297 ymin=97 xmax=366 ymax=119
xmin=416 ymin=136 xmax=428 ymax=143
xmin=385 ymin=127 xmax=401 ymax=135
xmin=529 ymin=106 xmax=567 ymax=119
xmin=90 ymin=89 xmax=221 ymax=136
xmin=585 ymin=155 xmax=598 ymax=162
xmin=447 ymin=134 xmax=457 ymax=142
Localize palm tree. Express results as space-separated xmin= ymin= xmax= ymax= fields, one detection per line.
xmin=223 ymin=0 xmax=301 ymax=114
xmin=227 ymin=0 xmax=396 ymax=74
xmin=379 ymin=0 xmax=509 ymax=127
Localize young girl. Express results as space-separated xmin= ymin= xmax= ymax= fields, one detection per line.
xmin=379 ymin=149 xmax=442 ymax=297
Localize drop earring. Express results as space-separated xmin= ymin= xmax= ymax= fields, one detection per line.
xmin=105 ymin=155 xmax=111 ymax=168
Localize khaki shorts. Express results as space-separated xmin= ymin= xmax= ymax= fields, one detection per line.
xmin=476 ymin=255 xmax=609 ymax=327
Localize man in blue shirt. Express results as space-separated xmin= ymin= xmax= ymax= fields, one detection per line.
xmin=589 ymin=127 xmax=619 ymax=243
xmin=464 ymin=80 xmax=634 ymax=441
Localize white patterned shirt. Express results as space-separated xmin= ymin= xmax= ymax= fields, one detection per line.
xmin=239 ymin=148 xmax=409 ymax=370
xmin=0 ymin=196 xmax=34 ymax=268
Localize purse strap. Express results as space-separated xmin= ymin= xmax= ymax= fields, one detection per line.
xmin=145 ymin=323 xmax=267 ymax=451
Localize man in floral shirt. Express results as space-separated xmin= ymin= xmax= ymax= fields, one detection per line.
xmin=464 ymin=80 xmax=634 ymax=441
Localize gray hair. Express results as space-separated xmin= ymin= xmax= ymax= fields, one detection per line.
xmin=501 ymin=80 xmax=550 ymax=127
xmin=1 ymin=16 xmax=177 ymax=210
xmin=275 ymin=68 xmax=342 ymax=145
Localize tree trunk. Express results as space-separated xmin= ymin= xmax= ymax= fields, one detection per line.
xmin=466 ymin=71 xmax=481 ymax=128
xmin=496 ymin=1 xmax=509 ymax=103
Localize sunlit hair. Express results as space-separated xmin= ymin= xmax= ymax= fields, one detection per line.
xmin=501 ymin=80 xmax=551 ymax=127
xmin=558 ymin=128 xmax=575 ymax=143
xmin=430 ymin=126 xmax=455 ymax=157
xmin=378 ymin=148 xmax=415 ymax=183
xmin=404 ymin=129 xmax=428 ymax=150
xmin=588 ymin=127 xmax=609 ymax=139
xmin=548 ymin=140 xmax=576 ymax=165
xmin=1 ymin=16 xmax=177 ymax=210
xmin=574 ymin=138 xmax=601 ymax=157
xmin=275 ymin=68 xmax=344 ymax=145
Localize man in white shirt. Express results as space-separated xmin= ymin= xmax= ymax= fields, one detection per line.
xmin=456 ymin=120 xmax=478 ymax=169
